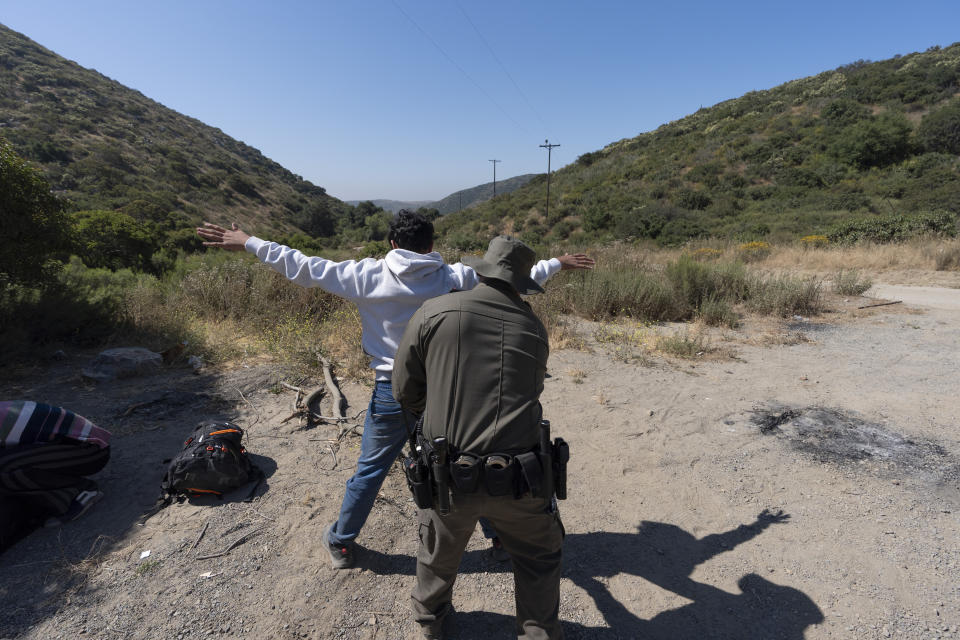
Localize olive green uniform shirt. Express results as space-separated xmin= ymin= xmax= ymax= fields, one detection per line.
xmin=393 ymin=281 xmax=549 ymax=455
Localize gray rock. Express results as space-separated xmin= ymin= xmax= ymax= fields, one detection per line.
xmin=82 ymin=347 xmax=163 ymax=382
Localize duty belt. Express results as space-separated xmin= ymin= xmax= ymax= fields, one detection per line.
xmin=402 ymin=417 xmax=569 ymax=512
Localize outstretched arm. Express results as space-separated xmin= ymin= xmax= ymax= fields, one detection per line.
xmin=196 ymin=222 xmax=251 ymax=251
xmin=529 ymin=252 xmax=595 ymax=288
xmin=196 ymin=222 xmax=373 ymax=299
xmin=557 ymin=253 xmax=595 ymax=271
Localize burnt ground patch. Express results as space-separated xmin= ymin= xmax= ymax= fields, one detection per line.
xmin=750 ymin=405 xmax=960 ymax=494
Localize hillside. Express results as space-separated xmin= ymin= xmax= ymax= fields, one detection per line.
xmin=0 ymin=23 xmax=349 ymax=238
xmin=346 ymin=174 xmax=536 ymax=215
xmin=344 ymin=199 xmax=432 ymax=214
xmin=437 ymin=44 xmax=960 ymax=250
xmin=431 ymin=173 xmax=537 ymax=215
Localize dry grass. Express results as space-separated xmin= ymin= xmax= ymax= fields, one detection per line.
xmin=620 ymin=237 xmax=960 ymax=276
xmin=86 ymin=237 xmax=958 ymax=379
xmin=751 ymin=237 xmax=960 ymax=274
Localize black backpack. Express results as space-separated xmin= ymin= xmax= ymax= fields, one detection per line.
xmin=162 ymin=421 xmax=257 ymax=498
xmin=141 ymin=421 xmax=262 ymax=522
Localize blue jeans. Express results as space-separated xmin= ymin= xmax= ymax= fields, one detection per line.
xmin=479 ymin=517 xmax=497 ymax=539
xmin=328 ymin=380 xmax=412 ymax=546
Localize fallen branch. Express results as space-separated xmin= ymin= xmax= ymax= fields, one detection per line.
xmin=337 ymin=422 xmax=364 ymax=440
xmin=322 ymin=443 xmax=339 ymax=470
xmin=310 ymin=408 xmax=366 ymax=423
xmin=280 ymin=382 xmax=325 ymax=427
xmin=318 ymin=355 xmax=346 ymax=419
xmin=857 ymin=300 xmax=902 ymax=309
xmin=304 ymin=386 xmax=325 ymax=429
xmin=235 ymin=387 xmax=261 ymax=428
xmin=119 ymin=401 xmax=153 ymax=418
xmin=304 ymin=386 xmax=325 ymax=412
xmin=196 ymin=525 xmax=266 ymax=560
xmin=191 ymin=522 xmax=209 ymax=550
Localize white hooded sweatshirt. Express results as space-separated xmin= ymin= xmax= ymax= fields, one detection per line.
xmin=245 ymin=237 xmax=561 ymax=380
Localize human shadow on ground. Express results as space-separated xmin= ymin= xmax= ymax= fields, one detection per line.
xmin=365 ymin=509 xmax=823 ymax=639
xmin=561 ymin=509 xmax=824 ymax=638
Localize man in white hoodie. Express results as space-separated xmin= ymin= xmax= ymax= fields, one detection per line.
xmin=197 ymin=211 xmax=593 ymax=568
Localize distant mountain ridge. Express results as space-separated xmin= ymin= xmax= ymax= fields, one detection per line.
xmin=349 ymin=173 xmax=537 ymax=215
xmin=344 ymin=199 xmax=432 ymax=214
xmin=432 ymin=174 xmax=537 ymax=215
xmin=0 ymin=23 xmax=348 ymax=237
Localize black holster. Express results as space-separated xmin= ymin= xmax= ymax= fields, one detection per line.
xmin=552 ymin=437 xmax=569 ymax=500
xmin=403 ymin=452 xmax=434 ymax=509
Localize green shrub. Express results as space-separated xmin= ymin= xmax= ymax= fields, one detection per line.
xmin=673 ymin=189 xmax=712 ymax=210
xmin=69 ymin=209 xmax=157 ymax=272
xmin=746 ymin=275 xmax=822 ymax=316
xmin=832 ymin=269 xmax=873 ymax=295
xmin=828 ymin=211 xmax=957 ymax=244
xmin=665 ymin=255 xmax=749 ymax=311
xmin=0 ymin=135 xmax=68 ymax=287
xmin=0 ymin=258 xmax=146 ymax=350
xmin=916 ymin=99 xmax=960 ymax=154
xmin=698 ymin=296 xmax=739 ymax=327
xmin=830 ymin=111 xmax=913 ymax=169
xmin=557 ymin=269 xmax=683 ymax=322
xmin=656 ymin=329 xmax=709 ymax=358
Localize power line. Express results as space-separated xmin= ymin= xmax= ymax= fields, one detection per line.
xmin=454 ymin=0 xmax=547 ymax=131
xmin=389 ymin=0 xmax=528 ymax=134
xmin=489 ymin=159 xmax=501 ymax=196
xmin=539 ymin=139 xmax=559 ymax=220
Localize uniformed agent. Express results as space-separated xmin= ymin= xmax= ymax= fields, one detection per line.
xmin=393 ymin=236 xmax=565 ymax=639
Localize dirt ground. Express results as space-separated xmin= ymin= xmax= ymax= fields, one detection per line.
xmin=1 ymin=283 xmax=958 ymax=640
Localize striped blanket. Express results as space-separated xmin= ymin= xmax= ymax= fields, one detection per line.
xmin=0 ymin=401 xmax=111 ymax=449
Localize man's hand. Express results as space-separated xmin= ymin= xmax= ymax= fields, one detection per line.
xmin=557 ymin=253 xmax=595 ymax=271
xmin=196 ymin=222 xmax=250 ymax=251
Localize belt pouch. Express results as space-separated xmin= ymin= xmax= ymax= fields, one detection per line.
xmin=483 ymin=455 xmax=516 ymax=496
xmin=403 ymin=454 xmax=434 ymax=509
xmin=515 ymin=451 xmax=543 ymax=498
xmin=450 ymin=453 xmax=482 ymax=493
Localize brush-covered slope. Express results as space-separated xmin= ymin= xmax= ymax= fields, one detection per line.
xmin=432 ymin=173 xmax=536 ymax=216
xmin=437 ymin=44 xmax=960 ymax=249
xmin=0 ymin=23 xmax=349 ymax=237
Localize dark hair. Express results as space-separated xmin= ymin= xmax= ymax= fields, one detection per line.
xmin=388 ymin=210 xmax=434 ymax=253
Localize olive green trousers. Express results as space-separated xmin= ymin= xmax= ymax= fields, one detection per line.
xmin=412 ymin=491 xmax=564 ymax=639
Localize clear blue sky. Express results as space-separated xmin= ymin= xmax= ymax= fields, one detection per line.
xmin=4 ymin=1 xmax=959 ymax=201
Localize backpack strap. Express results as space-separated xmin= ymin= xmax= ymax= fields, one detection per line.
xmin=241 ymin=464 xmax=265 ymax=502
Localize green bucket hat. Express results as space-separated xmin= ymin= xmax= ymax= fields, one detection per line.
xmin=461 ymin=235 xmax=544 ymax=295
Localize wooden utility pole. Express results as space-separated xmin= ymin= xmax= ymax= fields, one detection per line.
xmin=489 ymin=159 xmax=501 ymax=197
xmin=539 ymin=139 xmax=559 ymax=219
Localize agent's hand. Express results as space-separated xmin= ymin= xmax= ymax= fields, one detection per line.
xmin=557 ymin=253 xmax=595 ymax=270
xmin=196 ymin=222 xmax=250 ymax=251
